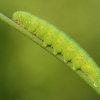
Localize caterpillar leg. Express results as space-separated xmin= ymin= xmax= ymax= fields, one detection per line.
xmin=89 ymin=69 xmax=100 ymax=87
xmin=43 ymin=26 xmax=59 ymax=47
xmin=52 ymin=33 xmax=68 ymax=55
xmin=71 ymin=49 xmax=89 ymax=70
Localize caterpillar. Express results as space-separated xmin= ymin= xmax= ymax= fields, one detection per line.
xmin=12 ymin=11 xmax=100 ymax=88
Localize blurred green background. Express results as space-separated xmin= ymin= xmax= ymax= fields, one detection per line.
xmin=0 ymin=0 xmax=100 ymax=100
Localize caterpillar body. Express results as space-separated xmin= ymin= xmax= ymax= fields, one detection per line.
xmin=12 ymin=11 xmax=100 ymax=88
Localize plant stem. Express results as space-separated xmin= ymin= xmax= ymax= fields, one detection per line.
xmin=0 ymin=13 xmax=100 ymax=95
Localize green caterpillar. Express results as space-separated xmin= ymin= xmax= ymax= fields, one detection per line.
xmin=12 ymin=11 xmax=100 ymax=87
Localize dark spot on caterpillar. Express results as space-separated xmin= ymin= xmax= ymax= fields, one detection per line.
xmin=14 ymin=20 xmax=23 ymax=27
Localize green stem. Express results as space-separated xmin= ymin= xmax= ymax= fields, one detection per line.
xmin=0 ymin=13 xmax=100 ymax=95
